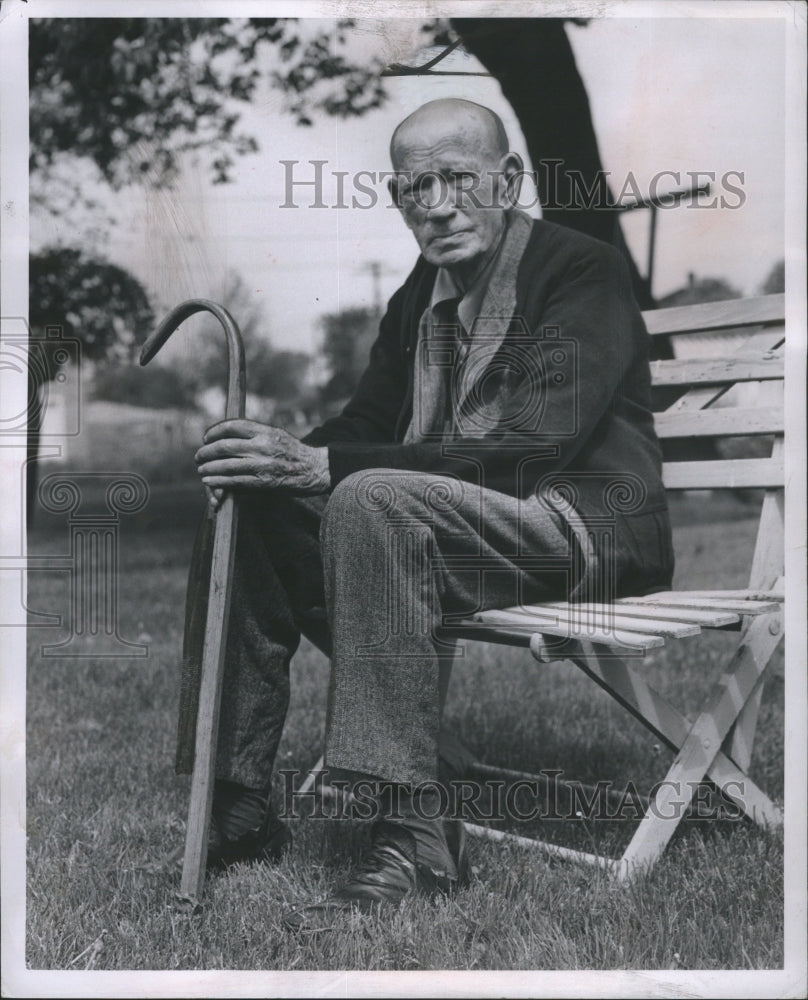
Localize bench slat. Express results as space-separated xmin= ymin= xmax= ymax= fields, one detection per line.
xmin=662 ymin=384 xmax=730 ymax=415
xmin=650 ymin=356 xmax=783 ymax=388
xmin=630 ymin=589 xmax=784 ymax=603
xmin=642 ymin=294 xmax=785 ymax=336
xmin=662 ymin=457 xmax=784 ymax=489
xmin=617 ymin=595 xmax=781 ymax=615
xmin=523 ymin=601 xmax=737 ymax=628
xmin=473 ymin=609 xmax=665 ymax=648
xmin=446 ymin=621 xmax=650 ymax=653
xmin=656 ymin=328 xmax=784 ymax=417
xmin=499 ymin=605 xmax=700 ymax=638
xmin=654 ymin=406 xmax=784 ymax=438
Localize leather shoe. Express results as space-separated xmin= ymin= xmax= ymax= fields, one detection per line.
xmin=207 ymin=804 xmax=291 ymax=871
xmin=283 ymin=819 xmax=469 ymax=931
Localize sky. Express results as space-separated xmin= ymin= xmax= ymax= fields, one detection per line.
xmin=31 ymin=14 xmax=787 ymax=359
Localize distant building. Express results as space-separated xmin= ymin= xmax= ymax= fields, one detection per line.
xmin=40 ymin=380 xmax=205 ymax=482
xmin=658 ymin=272 xmax=742 ymax=310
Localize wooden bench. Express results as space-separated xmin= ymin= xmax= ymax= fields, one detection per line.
xmin=435 ymin=292 xmax=786 ymax=878
xmin=296 ymin=294 xmax=786 ymax=885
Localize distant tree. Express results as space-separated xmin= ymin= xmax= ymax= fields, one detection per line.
xmin=28 ymin=247 xmax=155 ymax=520
xmin=250 ymin=347 xmax=310 ymax=402
xmin=30 ymin=247 xmax=154 ymax=364
xmin=319 ymin=307 xmax=378 ymax=404
xmin=192 ymin=271 xmax=268 ymax=390
xmin=92 ymin=363 xmax=197 ymax=409
xmin=760 ymin=260 xmax=785 ymax=296
xmin=188 ymin=270 xmax=310 ymax=402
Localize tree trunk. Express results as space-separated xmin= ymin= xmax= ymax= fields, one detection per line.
xmin=452 ymin=16 xmax=712 ymax=467
xmin=452 ymin=17 xmax=655 ymax=312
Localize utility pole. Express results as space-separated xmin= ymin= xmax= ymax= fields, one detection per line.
xmin=358 ymin=260 xmax=385 ymax=317
xmin=615 ymin=182 xmax=711 ymax=301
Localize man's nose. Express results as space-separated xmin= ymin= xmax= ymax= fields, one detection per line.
xmin=427 ymin=199 xmax=455 ymax=220
xmin=423 ymin=181 xmax=456 ymax=219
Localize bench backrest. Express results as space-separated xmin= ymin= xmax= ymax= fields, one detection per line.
xmin=643 ymin=294 xmax=785 ymax=491
xmin=642 ymin=293 xmax=785 ymax=590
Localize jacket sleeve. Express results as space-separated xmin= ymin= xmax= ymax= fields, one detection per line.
xmin=324 ymin=244 xmax=644 ymax=499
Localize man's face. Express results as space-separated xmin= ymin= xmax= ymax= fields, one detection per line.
xmin=391 ymin=124 xmax=512 ymax=274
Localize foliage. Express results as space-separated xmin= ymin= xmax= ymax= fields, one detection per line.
xmin=319 ymin=306 xmax=379 ymax=403
xmin=29 ymin=247 xmax=154 ymax=366
xmin=92 ymin=363 xmax=197 ymax=410
xmin=191 ymin=271 xmax=269 ymax=389
xmin=29 ymin=17 xmax=389 ymax=193
xmin=189 ymin=271 xmax=310 ymax=402
xmin=270 ymin=18 xmax=387 ymax=127
xmin=250 ymin=348 xmax=311 ymax=402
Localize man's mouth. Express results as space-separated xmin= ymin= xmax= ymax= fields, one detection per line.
xmin=431 ymin=231 xmax=469 ymax=243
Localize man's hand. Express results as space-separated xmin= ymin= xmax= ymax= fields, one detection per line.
xmin=195 ymin=419 xmax=330 ymax=506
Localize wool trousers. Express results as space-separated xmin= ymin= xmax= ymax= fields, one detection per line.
xmin=212 ymin=469 xmax=572 ymax=790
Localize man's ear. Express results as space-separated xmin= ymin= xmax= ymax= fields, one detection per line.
xmin=499 ymin=151 xmax=525 ymax=208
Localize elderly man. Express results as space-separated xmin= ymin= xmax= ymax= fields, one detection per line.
xmin=192 ymin=98 xmax=673 ymax=921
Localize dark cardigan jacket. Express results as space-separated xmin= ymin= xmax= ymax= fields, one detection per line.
xmin=304 ymin=218 xmax=674 ymax=597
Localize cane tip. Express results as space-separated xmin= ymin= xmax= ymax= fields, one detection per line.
xmin=174 ymin=892 xmax=204 ymax=915
xmin=139 ymin=339 xmax=156 ymax=366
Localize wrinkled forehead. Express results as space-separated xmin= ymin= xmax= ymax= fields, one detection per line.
xmin=391 ymin=115 xmax=502 ymax=173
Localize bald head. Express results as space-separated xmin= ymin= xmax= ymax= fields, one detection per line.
xmin=387 ymin=98 xmax=523 ymax=286
xmin=390 ymin=99 xmax=509 ymax=168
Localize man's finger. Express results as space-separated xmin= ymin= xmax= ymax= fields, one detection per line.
xmin=196 ymin=458 xmax=258 ymax=477
xmin=195 ymin=438 xmax=252 ymax=463
xmin=203 ymin=419 xmax=260 ymax=443
xmin=204 ymin=484 xmax=223 ymax=509
xmin=201 ymin=475 xmax=266 ymax=489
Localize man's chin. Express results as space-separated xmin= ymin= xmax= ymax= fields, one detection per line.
xmin=424 ymin=243 xmax=480 ymax=268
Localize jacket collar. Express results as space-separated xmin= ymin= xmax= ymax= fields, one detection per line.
xmin=455 ymin=208 xmax=534 ymax=413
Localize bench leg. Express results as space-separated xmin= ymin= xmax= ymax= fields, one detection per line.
xmin=569 ymin=639 xmax=781 ymax=830
xmin=725 ymin=485 xmax=784 ymax=770
xmin=614 ymin=610 xmax=784 ymax=878
xmin=725 ymin=679 xmax=764 ymax=773
xmin=566 ymin=610 xmax=783 ymax=877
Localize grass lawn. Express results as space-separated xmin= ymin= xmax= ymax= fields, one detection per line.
xmin=23 ymin=487 xmax=784 ymax=971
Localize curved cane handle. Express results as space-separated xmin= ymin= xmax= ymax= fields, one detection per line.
xmin=140 ymin=298 xmax=246 ymax=419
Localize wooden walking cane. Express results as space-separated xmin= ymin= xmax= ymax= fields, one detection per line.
xmin=140 ymin=300 xmax=245 ymax=907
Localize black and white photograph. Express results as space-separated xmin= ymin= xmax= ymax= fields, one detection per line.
xmin=1 ymin=1 xmax=806 ymax=997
